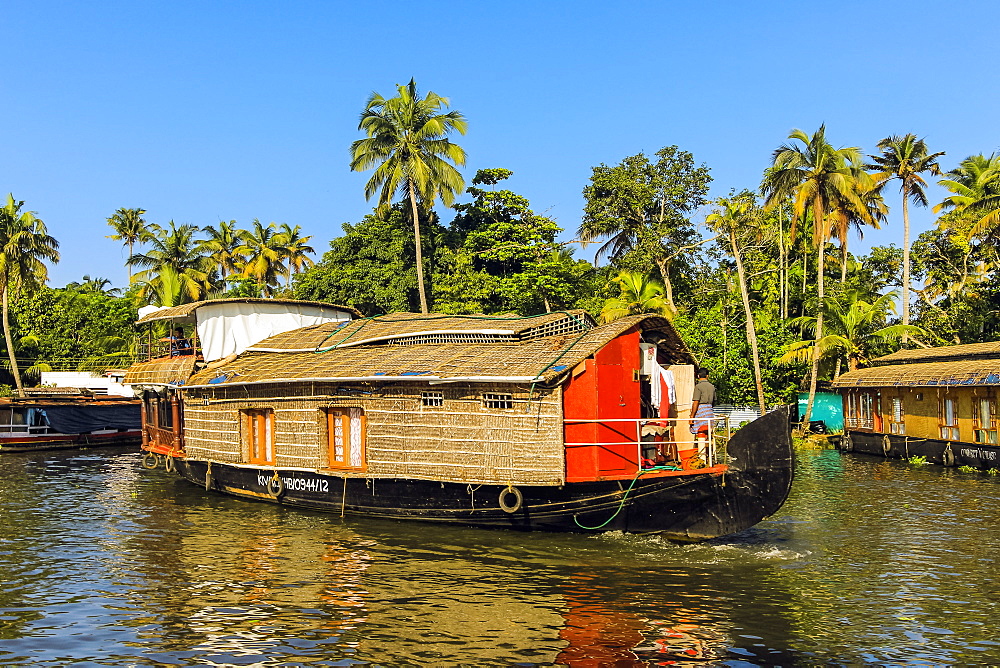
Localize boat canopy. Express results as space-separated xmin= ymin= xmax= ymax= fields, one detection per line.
xmin=136 ymin=299 xmax=361 ymax=362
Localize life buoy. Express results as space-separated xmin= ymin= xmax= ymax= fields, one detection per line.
xmin=267 ymin=472 xmax=285 ymax=498
xmin=165 ymin=456 xmax=176 ymax=473
xmin=942 ymin=445 xmax=956 ymax=467
xmin=882 ymin=434 xmax=892 ymax=456
xmin=842 ymin=433 xmax=854 ymax=452
xmin=499 ymin=486 xmax=523 ymax=513
xmin=141 ymin=453 xmax=159 ymax=470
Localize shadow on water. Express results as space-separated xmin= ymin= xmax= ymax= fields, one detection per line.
xmin=1 ymin=446 xmax=999 ymax=665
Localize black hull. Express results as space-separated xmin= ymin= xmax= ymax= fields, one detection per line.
xmin=839 ymin=430 xmax=1000 ymax=469
xmin=168 ymin=408 xmax=794 ymax=540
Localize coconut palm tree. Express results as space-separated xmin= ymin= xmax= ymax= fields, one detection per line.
xmin=705 ymin=195 xmax=768 ymax=414
xmin=867 ymin=134 xmax=945 ymax=329
xmin=780 ymin=291 xmax=923 ymax=374
xmin=0 ymin=194 xmax=60 ymax=396
xmin=129 ymin=221 xmax=211 ymax=306
xmin=275 ymin=223 xmax=315 ymax=287
xmin=200 ymin=220 xmax=247 ymax=282
xmin=238 ymin=219 xmax=287 ymax=297
xmin=934 ymin=153 xmax=1000 ymax=237
xmin=599 ymin=271 xmax=671 ymax=323
xmin=350 ymin=79 xmax=468 ymax=314
xmin=829 ymin=170 xmax=887 ymax=283
xmin=105 ymin=207 xmax=149 ymax=282
xmin=761 ymin=125 xmax=873 ymax=427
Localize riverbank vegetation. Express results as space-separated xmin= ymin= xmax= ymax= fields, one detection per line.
xmin=3 ymin=81 xmax=999 ymax=410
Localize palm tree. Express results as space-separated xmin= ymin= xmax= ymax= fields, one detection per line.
xmin=829 ymin=170 xmax=887 ymax=283
xmin=761 ymin=125 xmax=873 ymax=427
xmin=238 ymin=219 xmax=287 ymax=297
xmin=705 ymin=195 xmax=768 ymax=414
xmin=129 ymin=221 xmax=211 ymax=306
xmin=934 ymin=153 xmax=1000 ymax=237
xmin=867 ymin=134 xmax=945 ymax=329
xmin=780 ymin=291 xmax=923 ymax=374
xmin=105 ymin=207 xmax=149 ymax=282
xmin=350 ymin=79 xmax=468 ymax=314
xmin=0 ymin=195 xmax=60 ymax=396
xmin=599 ymin=271 xmax=671 ymax=323
xmin=200 ymin=220 xmax=247 ymax=281
xmin=275 ymin=223 xmax=315 ymax=287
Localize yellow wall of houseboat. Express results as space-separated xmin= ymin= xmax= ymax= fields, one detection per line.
xmin=842 ymin=386 xmax=998 ymax=445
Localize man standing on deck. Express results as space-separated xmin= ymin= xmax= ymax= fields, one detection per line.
xmin=690 ymin=368 xmax=716 ymax=438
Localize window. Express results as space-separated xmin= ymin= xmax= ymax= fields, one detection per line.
xmin=973 ymin=397 xmax=998 ymax=444
xmin=326 ymin=408 xmax=366 ymax=469
xmin=939 ymin=397 xmax=959 ymax=441
xmin=244 ymin=409 xmax=275 ymax=465
xmin=421 ymin=391 xmax=444 ymax=407
xmin=889 ymin=397 xmax=905 ymax=435
xmin=482 ymin=393 xmax=514 ymax=410
xmin=846 ymin=392 xmax=875 ymax=429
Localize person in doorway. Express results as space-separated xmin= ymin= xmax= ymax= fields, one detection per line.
xmin=690 ymin=368 xmax=716 ymax=438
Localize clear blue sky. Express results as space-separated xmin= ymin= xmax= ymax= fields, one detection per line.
xmin=4 ymin=1 xmax=998 ymax=288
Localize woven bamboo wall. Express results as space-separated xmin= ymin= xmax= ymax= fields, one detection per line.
xmin=181 ymin=381 xmax=565 ymax=486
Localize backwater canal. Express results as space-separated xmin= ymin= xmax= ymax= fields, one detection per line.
xmin=1 ymin=446 xmax=998 ymax=666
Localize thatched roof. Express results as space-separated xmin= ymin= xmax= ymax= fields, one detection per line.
xmin=124 ymin=355 xmax=198 ymax=386
xmin=872 ymin=340 xmax=1000 ymax=366
xmin=248 ymin=310 xmax=597 ymax=352
xmin=180 ymin=312 xmax=694 ymax=389
xmin=136 ymin=298 xmax=362 ymax=324
xmin=832 ymin=358 xmax=1000 ymax=389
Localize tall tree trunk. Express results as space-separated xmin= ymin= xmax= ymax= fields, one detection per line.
xmin=840 ymin=241 xmax=849 ymax=284
xmin=2 ymin=285 xmax=25 ymax=397
xmin=778 ymin=207 xmax=788 ymax=320
xmin=408 ymin=184 xmax=429 ymax=314
xmin=654 ymin=257 xmax=677 ymax=316
xmin=803 ymin=239 xmax=825 ymax=427
xmin=730 ymin=230 xmax=767 ymax=415
xmin=901 ymin=192 xmax=911 ymax=339
xmin=127 ymin=240 xmax=134 ymax=283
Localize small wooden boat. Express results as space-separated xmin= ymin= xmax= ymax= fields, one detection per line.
xmin=126 ymin=299 xmax=794 ymax=540
xmin=0 ymin=393 xmax=141 ymax=452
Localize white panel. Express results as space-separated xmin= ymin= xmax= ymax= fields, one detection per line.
xmin=195 ymin=302 xmax=353 ymax=361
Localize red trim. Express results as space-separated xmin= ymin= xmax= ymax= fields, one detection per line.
xmin=0 ymin=430 xmax=140 ymax=445
xmin=565 ymin=463 xmax=727 ymax=484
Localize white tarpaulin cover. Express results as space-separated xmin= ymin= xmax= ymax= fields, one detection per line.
xmin=195 ymin=302 xmax=353 ymax=362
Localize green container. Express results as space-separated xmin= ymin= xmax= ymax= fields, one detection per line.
xmin=797 ymin=392 xmax=844 ymax=432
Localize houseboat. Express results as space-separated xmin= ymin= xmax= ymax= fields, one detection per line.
xmin=125 ymin=299 xmax=794 ymax=540
xmin=833 ymin=342 xmax=1000 ymax=468
xmin=0 ymin=391 xmax=141 ymax=452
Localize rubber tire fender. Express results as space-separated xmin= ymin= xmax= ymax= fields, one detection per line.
xmin=842 ymin=433 xmax=853 ymax=452
xmin=165 ymin=455 xmax=176 ymax=473
xmin=267 ymin=472 xmax=285 ymax=498
xmin=942 ymin=445 xmax=956 ymax=467
xmin=882 ymin=434 xmax=892 ymax=456
xmin=499 ymin=486 xmax=523 ymax=514
xmin=141 ymin=453 xmax=159 ymax=470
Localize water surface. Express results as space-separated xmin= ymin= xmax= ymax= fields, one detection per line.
xmin=1 ymin=447 xmax=998 ymax=665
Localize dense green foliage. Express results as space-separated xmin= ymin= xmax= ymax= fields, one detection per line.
xmin=6 ymin=101 xmax=1000 ymax=411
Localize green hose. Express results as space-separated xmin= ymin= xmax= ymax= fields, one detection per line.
xmin=572 ymin=466 xmax=680 ymax=530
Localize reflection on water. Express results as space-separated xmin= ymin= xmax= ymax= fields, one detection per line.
xmin=1 ymin=447 xmax=999 ymax=665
